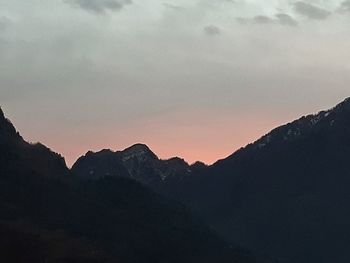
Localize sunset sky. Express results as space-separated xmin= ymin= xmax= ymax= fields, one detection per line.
xmin=1 ymin=0 xmax=350 ymax=166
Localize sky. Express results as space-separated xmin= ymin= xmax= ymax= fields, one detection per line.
xmin=1 ymin=0 xmax=350 ymax=166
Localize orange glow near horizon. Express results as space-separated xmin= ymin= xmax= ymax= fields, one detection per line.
xmin=18 ymin=110 xmax=296 ymax=168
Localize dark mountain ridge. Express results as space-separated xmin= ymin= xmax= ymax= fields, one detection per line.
xmin=0 ymin=107 xmax=68 ymax=178
xmin=176 ymin=97 xmax=350 ymax=263
xmin=0 ymin=107 xmax=266 ymax=263
xmin=215 ymin=97 xmax=350 ymax=167
xmin=71 ymin=97 xmax=350 ymax=263
xmin=72 ymin=143 xmax=193 ymax=188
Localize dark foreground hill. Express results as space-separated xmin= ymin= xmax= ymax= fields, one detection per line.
xmin=0 ymin=108 xmax=267 ymax=263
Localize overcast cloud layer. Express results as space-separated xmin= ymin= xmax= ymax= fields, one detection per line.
xmin=64 ymin=0 xmax=132 ymax=14
xmin=1 ymin=0 xmax=350 ymax=165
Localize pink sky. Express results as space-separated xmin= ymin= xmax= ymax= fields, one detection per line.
xmin=14 ymin=109 xmax=298 ymax=167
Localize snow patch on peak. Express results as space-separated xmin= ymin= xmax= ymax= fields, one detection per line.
xmin=122 ymin=144 xmax=158 ymax=162
xmin=257 ymin=135 xmax=272 ymax=149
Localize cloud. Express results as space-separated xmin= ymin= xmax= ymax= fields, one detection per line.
xmin=275 ymin=13 xmax=298 ymax=26
xmin=294 ymin=1 xmax=331 ymax=20
xmin=238 ymin=14 xmax=298 ymax=26
xmin=0 ymin=16 xmax=11 ymax=30
xmin=2 ymin=0 xmax=350 ymax=167
xmin=64 ymin=0 xmax=132 ymax=14
xmin=253 ymin=15 xmax=274 ymax=24
xmin=338 ymin=1 xmax=350 ymax=13
xmin=163 ymin=3 xmax=183 ymax=11
xmin=237 ymin=16 xmax=268 ymax=25
xmin=204 ymin=25 xmax=221 ymax=36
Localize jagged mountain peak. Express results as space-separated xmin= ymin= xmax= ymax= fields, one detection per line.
xmin=85 ymin=149 xmax=115 ymax=157
xmin=123 ymin=143 xmax=153 ymax=153
xmin=191 ymin=161 xmax=208 ymax=169
xmin=121 ymin=143 xmax=158 ymax=162
xmin=164 ymin=157 xmax=188 ymax=165
xmin=73 ymin=143 xmax=194 ymax=186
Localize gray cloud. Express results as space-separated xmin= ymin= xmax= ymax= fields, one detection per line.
xmin=204 ymin=25 xmax=221 ymax=36
xmin=1 ymin=0 xmax=349 ymax=165
xmin=254 ymin=15 xmax=274 ymax=24
xmin=294 ymin=1 xmax=331 ymax=20
xmin=0 ymin=16 xmax=11 ymax=30
xmin=238 ymin=14 xmax=297 ymax=26
xmin=338 ymin=1 xmax=350 ymax=13
xmin=276 ymin=13 xmax=298 ymax=26
xmin=64 ymin=0 xmax=132 ymax=14
xmin=237 ymin=16 xmax=272 ymax=25
xmin=163 ymin=3 xmax=183 ymax=11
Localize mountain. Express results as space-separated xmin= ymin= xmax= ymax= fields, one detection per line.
xmin=70 ymin=98 xmax=350 ymax=263
xmin=0 ymin=108 xmax=267 ymax=263
xmin=171 ymin=98 xmax=350 ymax=263
xmin=72 ymin=143 xmax=193 ymax=188
xmin=0 ymin=107 xmax=68 ymax=178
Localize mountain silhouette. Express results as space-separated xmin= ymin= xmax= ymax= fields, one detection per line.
xmin=0 ymin=107 xmax=68 ymax=178
xmin=72 ymin=143 xmax=192 ymax=188
xmin=0 ymin=107 xmax=267 ymax=263
xmin=170 ymin=97 xmax=350 ymax=263
xmin=71 ymin=97 xmax=350 ymax=263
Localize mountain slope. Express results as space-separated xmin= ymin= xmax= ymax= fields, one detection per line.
xmin=0 ymin=108 xmax=68 ymax=178
xmin=175 ymin=98 xmax=350 ymax=263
